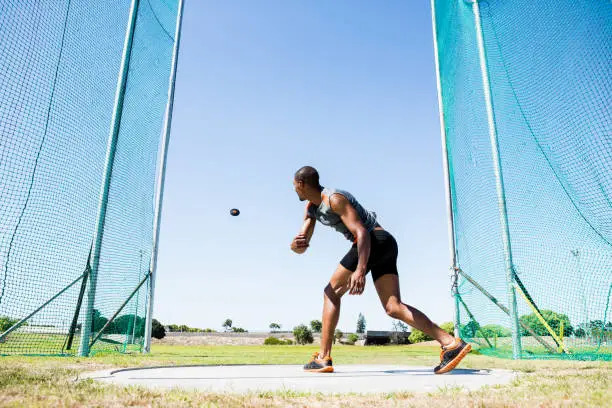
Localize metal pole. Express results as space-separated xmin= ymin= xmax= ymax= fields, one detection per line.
xmin=143 ymin=0 xmax=185 ymax=353
xmin=452 ymin=272 xmax=461 ymax=337
xmin=430 ymin=0 xmax=461 ymax=337
xmin=130 ymin=250 xmax=143 ymax=344
xmin=78 ymin=0 xmax=140 ymax=357
xmin=65 ymin=264 xmax=89 ymax=351
xmin=470 ymin=0 xmax=522 ymax=359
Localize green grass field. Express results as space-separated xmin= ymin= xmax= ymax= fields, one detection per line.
xmin=0 ymin=344 xmax=610 ymax=407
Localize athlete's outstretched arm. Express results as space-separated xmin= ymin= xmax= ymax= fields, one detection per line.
xmin=329 ymin=194 xmax=370 ymax=295
xmin=291 ymin=203 xmax=316 ymax=254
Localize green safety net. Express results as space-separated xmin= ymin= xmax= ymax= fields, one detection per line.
xmin=0 ymin=0 xmax=180 ymax=355
xmin=433 ymin=0 xmax=611 ymax=360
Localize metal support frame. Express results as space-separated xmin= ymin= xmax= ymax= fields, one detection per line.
xmin=0 ymin=273 xmax=86 ymax=343
xmin=66 ymin=247 xmax=92 ymax=351
xmin=129 ymin=250 xmax=144 ymax=344
xmin=89 ymin=272 xmax=151 ymax=350
xmin=470 ymin=0 xmax=522 ymax=358
xmin=457 ymin=295 xmax=493 ymax=348
xmin=78 ymin=0 xmax=141 ymax=357
xmin=143 ymin=0 xmax=186 ymax=353
xmin=430 ymin=0 xmax=461 ymax=338
xmin=457 ymin=268 xmax=557 ymax=354
xmin=65 ymin=266 xmax=89 ymax=350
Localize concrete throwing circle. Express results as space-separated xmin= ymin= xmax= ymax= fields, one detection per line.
xmin=84 ymin=365 xmax=516 ymax=394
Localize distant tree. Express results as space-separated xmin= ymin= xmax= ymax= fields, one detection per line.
xmin=110 ymin=314 xmax=145 ymax=336
xmin=584 ymin=320 xmax=612 ymax=341
xmin=310 ymin=320 xmax=322 ymax=333
xmin=152 ymin=319 xmax=166 ymax=339
xmin=480 ymin=324 xmax=511 ymax=338
xmin=440 ymin=322 xmax=454 ymax=336
xmin=0 ymin=316 xmax=19 ymax=332
xmin=293 ymin=324 xmax=314 ymax=345
xmin=232 ymin=327 xmax=247 ymax=333
xmin=347 ymin=333 xmax=359 ymax=344
xmin=166 ymin=324 xmax=209 ymax=333
xmin=264 ymin=336 xmax=282 ymax=345
xmin=408 ymin=329 xmax=431 ymax=344
xmin=222 ymin=319 xmax=233 ymax=332
xmin=392 ymin=321 xmax=411 ymax=344
xmin=264 ymin=337 xmax=292 ymax=345
xmin=334 ymin=329 xmax=343 ymax=344
xmin=574 ymin=327 xmax=586 ymax=338
xmin=606 ymin=322 xmax=612 ymax=342
xmin=587 ymin=320 xmax=604 ymax=329
xmin=519 ymin=310 xmax=573 ymax=337
xmin=92 ymin=309 xmax=108 ymax=332
xmin=356 ymin=313 xmax=366 ymax=334
xmin=269 ymin=323 xmax=281 ymax=333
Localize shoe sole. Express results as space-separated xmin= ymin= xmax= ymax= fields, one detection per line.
xmin=435 ymin=343 xmax=472 ymax=375
xmin=304 ymin=366 xmax=334 ymax=373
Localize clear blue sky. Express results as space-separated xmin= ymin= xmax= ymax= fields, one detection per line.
xmin=154 ymin=0 xmax=455 ymax=333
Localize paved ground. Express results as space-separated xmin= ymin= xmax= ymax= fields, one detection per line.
xmin=84 ymin=364 xmax=517 ymax=394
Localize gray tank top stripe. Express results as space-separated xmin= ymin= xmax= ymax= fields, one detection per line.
xmin=307 ymin=187 xmax=377 ymax=241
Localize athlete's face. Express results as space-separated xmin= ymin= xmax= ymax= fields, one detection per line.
xmin=293 ymin=179 xmax=306 ymax=201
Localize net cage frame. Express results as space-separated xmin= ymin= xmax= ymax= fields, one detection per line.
xmin=0 ymin=0 xmax=185 ymax=356
xmin=431 ymin=0 xmax=611 ymax=360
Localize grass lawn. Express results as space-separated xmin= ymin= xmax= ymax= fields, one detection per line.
xmin=0 ymin=344 xmax=610 ymax=407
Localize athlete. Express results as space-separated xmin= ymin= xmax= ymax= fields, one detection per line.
xmin=290 ymin=166 xmax=471 ymax=374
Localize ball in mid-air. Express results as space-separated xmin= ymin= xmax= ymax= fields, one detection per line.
xmin=230 ymin=208 xmax=240 ymax=216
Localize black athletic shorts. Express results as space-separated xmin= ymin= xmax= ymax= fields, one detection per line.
xmin=340 ymin=229 xmax=398 ymax=281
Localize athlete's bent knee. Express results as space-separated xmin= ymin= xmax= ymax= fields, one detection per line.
xmin=385 ymin=302 xmax=403 ymax=319
xmin=324 ymin=283 xmax=341 ymax=305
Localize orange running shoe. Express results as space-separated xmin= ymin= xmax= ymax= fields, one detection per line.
xmin=434 ymin=338 xmax=472 ymax=374
xmin=303 ymin=352 xmax=334 ymax=373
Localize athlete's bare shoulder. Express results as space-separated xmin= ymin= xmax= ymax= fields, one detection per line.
xmin=328 ymin=192 xmax=351 ymax=212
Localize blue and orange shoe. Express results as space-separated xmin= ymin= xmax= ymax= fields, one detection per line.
xmin=303 ymin=352 xmax=334 ymax=373
xmin=434 ymin=338 xmax=471 ymax=374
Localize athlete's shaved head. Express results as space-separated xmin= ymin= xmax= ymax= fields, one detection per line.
xmin=294 ymin=166 xmax=321 ymax=188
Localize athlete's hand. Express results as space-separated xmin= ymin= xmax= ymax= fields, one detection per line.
xmin=349 ymin=269 xmax=366 ymax=295
xmin=291 ymin=234 xmax=309 ymax=254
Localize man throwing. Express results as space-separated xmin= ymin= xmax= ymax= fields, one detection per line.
xmin=291 ymin=166 xmax=471 ymax=374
